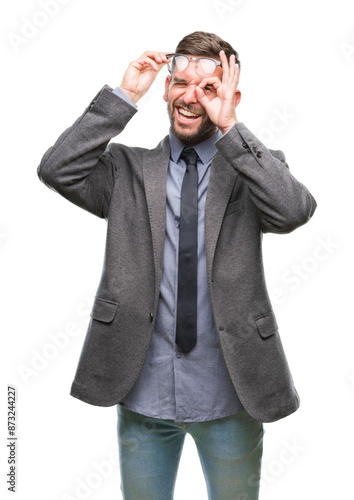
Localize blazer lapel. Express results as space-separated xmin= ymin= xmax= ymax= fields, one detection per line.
xmin=205 ymin=152 xmax=239 ymax=276
xmin=142 ymin=136 xmax=170 ymax=303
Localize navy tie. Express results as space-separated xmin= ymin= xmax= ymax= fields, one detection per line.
xmin=176 ymin=148 xmax=199 ymax=353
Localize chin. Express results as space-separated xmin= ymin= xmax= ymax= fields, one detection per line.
xmin=171 ymin=122 xmax=217 ymax=145
xmin=167 ymin=102 xmax=216 ymax=145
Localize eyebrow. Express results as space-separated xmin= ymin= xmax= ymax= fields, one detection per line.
xmin=172 ymin=76 xmax=214 ymax=87
xmin=172 ymin=77 xmax=188 ymax=84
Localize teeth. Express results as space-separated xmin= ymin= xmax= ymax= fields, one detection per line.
xmin=178 ymin=107 xmax=199 ymax=118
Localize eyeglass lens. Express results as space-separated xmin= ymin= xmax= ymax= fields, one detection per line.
xmin=196 ymin=58 xmax=217 ymax=76
xmin=170 ymin=55 xmax=216 ymax=76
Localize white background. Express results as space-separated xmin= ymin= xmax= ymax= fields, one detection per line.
xmin=2 ymin=0 xmax=354 ymax=498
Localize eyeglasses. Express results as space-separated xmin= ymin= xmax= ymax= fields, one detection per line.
xmin=166 ymin=53 xmax=222 ymax=77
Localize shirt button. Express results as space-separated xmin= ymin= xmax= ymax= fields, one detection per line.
xmin=176 ymin=351 xmax=182 ymax=358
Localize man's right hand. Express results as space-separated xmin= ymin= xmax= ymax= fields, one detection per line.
xmin=119 ymin=51 xmax=169 ymax=104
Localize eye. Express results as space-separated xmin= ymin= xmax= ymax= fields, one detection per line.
xmin=204 ymin=85 xmax=214 ymax=92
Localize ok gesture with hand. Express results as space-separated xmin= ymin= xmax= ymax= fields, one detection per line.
xmin=195 ymin=50 xmax=241 ymax=134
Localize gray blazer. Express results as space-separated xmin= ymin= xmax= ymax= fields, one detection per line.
xmin=37 ymin=85 xmax=317 ymax=423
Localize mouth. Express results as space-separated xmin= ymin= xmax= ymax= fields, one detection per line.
xmin=175 ymin=105 xmax=202 ymax=124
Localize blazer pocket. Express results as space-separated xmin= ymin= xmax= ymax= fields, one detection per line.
xmin=90 ymin=297 xmax=119 ymax=323
xmin=225 ymin=199 xmax=244 ymax=216
xmin=255 ymin=312 xmax=278 ymax=338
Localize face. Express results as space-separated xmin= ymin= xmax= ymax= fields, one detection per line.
xmin=163 ymin=54 xmax=224 ymax=146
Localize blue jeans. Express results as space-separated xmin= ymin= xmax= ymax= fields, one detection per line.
xmin=117 ymin=404 xmax=264 ymax=500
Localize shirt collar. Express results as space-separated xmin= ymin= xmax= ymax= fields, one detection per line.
xmin=169 ymin=127 xmax=222 ymax=165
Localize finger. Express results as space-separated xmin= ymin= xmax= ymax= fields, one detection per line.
xmin=235 ymin=63 xmax=240 ymax=84
xmin=137 ymin=52 xmax=166 ymax=68
xmin=229 ymin=54 xmax=235 ymax=79
xmin=153 ymin=52 xmax=168 ymax=64
xmin=135 ymin=53 xmax=157 ymax=67
xmin=144 ymin=54 xmax=167 ymax=71
xmin=228 ymin=56 xmax=237 ymax=92
xmin=132 ymin=57 xmax=158 ymax=72
xmin=147 ymin=52 xmax=171 ymax=68
xmin=195 ymin=85 xmax=211 ymax=107
xmin=219 ymin=50 xmax=229 ymax=84
xmin=198 ymin=76 xmax=222 ymax=89
xmin=158 ymin=51 xmax=170 ymax=63
xmin=223 ymin=55 xmax=239 ymax=95
xmin=230 ymin=61 xmax=239 ymax=92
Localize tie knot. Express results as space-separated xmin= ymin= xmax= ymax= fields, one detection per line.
xmin=180 ymin=148 xmax=198 ymax=167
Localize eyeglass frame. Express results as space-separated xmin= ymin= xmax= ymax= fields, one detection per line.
xmin=166 ymin=53 xmax=222 ymax=77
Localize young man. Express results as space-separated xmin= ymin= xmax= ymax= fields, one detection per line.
xmin=38 ymin=31 xmax=316 ymax=500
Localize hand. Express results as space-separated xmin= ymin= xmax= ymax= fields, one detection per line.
xmin=119 ymin=51 xmax=169 ymax=103
xmin=195 ymin=50 xmax=240 ymax=134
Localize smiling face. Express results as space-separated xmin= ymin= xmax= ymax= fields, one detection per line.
xmin=163 ymin=55 xmax=223 ymax=145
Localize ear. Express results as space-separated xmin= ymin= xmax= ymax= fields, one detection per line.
xmin=163 ymin=76 xmax=171 ymax=102
xmin=234 ymin=89 xmax=241 ymax=108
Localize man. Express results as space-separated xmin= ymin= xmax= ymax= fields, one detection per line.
xmin=38 ymin=31 xmax=316 ymax=500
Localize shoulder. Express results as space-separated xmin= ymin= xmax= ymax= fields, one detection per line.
xmin=107 ymin=135 xmax=170 ymax=162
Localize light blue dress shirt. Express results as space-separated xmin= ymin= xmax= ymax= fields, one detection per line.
xmin=112 ymin=87 xmax=244 ymax=422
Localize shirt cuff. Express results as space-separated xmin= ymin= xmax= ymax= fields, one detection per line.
xmin=112 ymin=87 xmax=137 ymax=109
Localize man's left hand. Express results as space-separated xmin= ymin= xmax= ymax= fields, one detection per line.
xmin=195 ymin=50 xmax=240 ymax=134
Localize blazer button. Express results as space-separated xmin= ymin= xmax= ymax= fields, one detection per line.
xmin=242 ymin=141 xmax=248 ymax=149
xmin=149 ymin=313 xmax=154 ymax=323
xmin=256 ymin=151 xmax=262 ymax=158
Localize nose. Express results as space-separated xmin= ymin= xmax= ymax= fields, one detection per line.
xmin=183 ymin=84 xmax=198 ymax=104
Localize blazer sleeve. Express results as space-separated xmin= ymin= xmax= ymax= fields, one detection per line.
xmin=215 ymin=122 xmax=317 ymax=234
xmin=37 ymin=85 xmax=138 ymax=219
